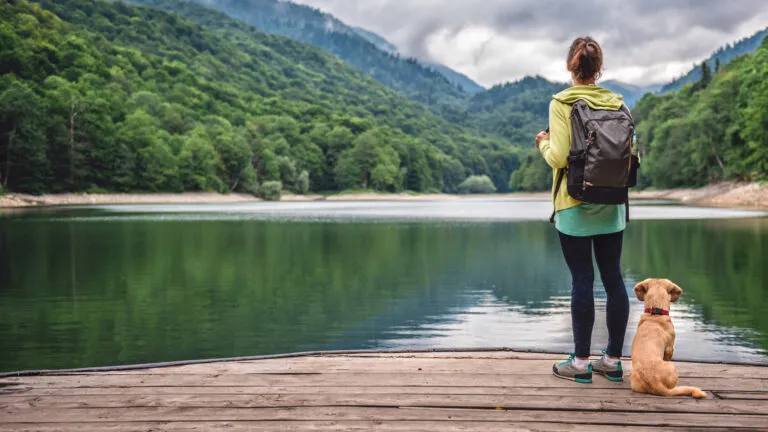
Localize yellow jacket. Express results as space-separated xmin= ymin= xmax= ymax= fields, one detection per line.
xmin=538 ymin=85 xmax=626 ymax=213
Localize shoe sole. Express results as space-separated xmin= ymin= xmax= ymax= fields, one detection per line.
xmin=552 ymin=365 xmax=592 ymax=384
xmin=594 ymin=370 xmax=624 ymax=382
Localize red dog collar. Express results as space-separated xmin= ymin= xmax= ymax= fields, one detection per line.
xmin=645 ymin=307 xmax=669 ymax=316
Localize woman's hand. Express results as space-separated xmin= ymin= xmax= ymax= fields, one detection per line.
xmin=535 ymin=131 xmax=549 ymax=148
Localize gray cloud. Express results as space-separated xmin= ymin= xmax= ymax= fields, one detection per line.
xmin=290 ymin=0 xmax=768 ymax=86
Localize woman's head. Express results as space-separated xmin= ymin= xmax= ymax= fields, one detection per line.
xmin=567 ymin=37 xmax=603 ymax=83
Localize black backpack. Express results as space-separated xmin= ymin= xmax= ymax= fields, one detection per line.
xmin=550 ymin=99 xmax=640 ymax=223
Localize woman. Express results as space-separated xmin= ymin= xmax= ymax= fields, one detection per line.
xmin=536 ymin=37 xmax=630 ymax=384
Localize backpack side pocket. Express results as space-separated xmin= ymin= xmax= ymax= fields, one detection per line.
xmin=627 ymin=154 xmax=640 ymax=188
xmin=566 ymin=150 xmax=587 ymax=201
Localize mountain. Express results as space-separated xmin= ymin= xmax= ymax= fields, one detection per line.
xmin=600 ymin=80 xmax=663 ymax=108
xmin=151 ymin=0 xmax=486 ymax=111
xmin=660 ymin=27 xmax=768 ymax=94
xmin=349 ymin=26 xmax=485 ymax=93
xmin=0 ymin=0 xmax=511 ymax=194
xmin=128 ymin=0 xmax=562 ymax=192
xmin=425 ymin=63 xmax=486 ymax=93
xmin=633 ymin=37 xmax=768 ymax=187
xmin=465 ymin=76 xmax=567 ymax=142
xmin=351 ymin=26 xmax=398 ymax=53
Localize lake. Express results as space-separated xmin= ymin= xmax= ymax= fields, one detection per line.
xmin=1 ymin=198 xmax=767 ymax=372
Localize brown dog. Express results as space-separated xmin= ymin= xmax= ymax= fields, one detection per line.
xmin=630 ymin=278 xmax=707 ymax=398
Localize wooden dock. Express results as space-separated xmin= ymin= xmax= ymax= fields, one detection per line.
xmin=1 ymin=351 xmax=767 ymax=431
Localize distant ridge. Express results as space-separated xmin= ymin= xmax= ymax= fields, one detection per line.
xmin=600 ymin=80 xmax=663 ymax=108
xmin=167 ymin=0 xmax=485 ymax=100
xmin=660 ymin=27 xmax=768 ymax=93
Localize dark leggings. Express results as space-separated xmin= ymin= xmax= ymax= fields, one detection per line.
xmin=558 ymin=230 xmax=629 ymax=358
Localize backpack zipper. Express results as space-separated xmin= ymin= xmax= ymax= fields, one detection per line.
xmin=584 ymin=131 xmax=596 ymax=190
xmin=628 ymin=134 xmax=633 ymax=172
xmin=584 ymin=116 xmax=630 ymax=125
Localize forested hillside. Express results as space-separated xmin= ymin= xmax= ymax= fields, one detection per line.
xmin=464 ymin=77 xmax=566 ymax=142
xmin=9 ymin=0 xmax=760 ymax=198
xmin=0 ymin=0 xmax=524 ymax=195
xmin=135 ymin=0 xmax=478 ymax=116
xmin=633 ymin=37 xmax=768 ymax=187
xmin=660 ymin=27 xmax=768 ymax=94
xmin=132 ymin=0 xmax=558 ymax=145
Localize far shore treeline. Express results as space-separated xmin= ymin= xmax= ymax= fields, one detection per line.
xmin=0 ymin=0 xmax=766 ymax=199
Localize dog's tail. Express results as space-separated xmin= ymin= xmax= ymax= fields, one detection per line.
xmin=664 ymin=386 xmax=707 ymax=399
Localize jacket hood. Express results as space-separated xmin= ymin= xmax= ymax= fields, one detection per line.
xmin=553 ymin=85 xmax=624 ymax=110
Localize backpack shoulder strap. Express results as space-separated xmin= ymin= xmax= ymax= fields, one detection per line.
xmin=549 ymin=168 xmax=567 ymax=224
xmin=619 ymin=104 xmax=634 ymax=122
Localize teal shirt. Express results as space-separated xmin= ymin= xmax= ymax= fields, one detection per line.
xmin=555 ymin=203 xmax=626 ymax=237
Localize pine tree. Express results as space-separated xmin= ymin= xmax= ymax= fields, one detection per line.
xmin=694 ymin=61 xmax=712 ymax=91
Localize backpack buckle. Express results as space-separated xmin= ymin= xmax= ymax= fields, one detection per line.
xmin=586 ymin=130 xmax=596 ymax=144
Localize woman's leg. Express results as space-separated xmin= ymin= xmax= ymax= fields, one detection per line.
xmin=593 ymin=230 xmax=629 ymax=358
xmin=558 ymin=231 xmax=595 ymax=358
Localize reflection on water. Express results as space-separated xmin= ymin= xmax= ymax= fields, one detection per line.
xmin=36 ymin=198 xmax=768 ymax=221
xmin=0 ymin=200 xmax=766 ymax=371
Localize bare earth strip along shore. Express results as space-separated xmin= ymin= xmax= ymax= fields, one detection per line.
xmin=1 ymin=182 xmax=767 ymax=210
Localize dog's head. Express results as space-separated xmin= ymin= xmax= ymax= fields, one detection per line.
xmin=633 ymin=278 xmax=682 ymax=308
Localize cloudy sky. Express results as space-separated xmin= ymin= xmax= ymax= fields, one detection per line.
xmin=291 ymin=0 xmax=768 ymax=87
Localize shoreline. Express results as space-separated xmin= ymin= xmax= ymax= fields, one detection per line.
xmin=1 ymin=182 xmax=766 ymax=210
xmin=629 ymin=182 xmax=768 ymax=210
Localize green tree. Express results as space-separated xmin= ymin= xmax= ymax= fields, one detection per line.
xmin=276 ymin=155 xmax=297 ymax=191
xmin=441 ymin=156 xmax=466 ymax=193
xmin=213 ymin=133 xmax=252 ymax=191
xmin=458 ymin=175 xmax=497 ymax=194
xmin=259 ymin=180 xmax=282 ymax=201
xmin=334 ymin=150 xmax=362 ymax=190
xmin=178 ymin=132 xmax=220 ymax=190
xmin=695 ymin=61 xmax=712 ymax=91
xmin=290 ymin=140 xmax=324 ymax=190
xmin=350 ymin=129 xmax=380 ymax=189
xmin=0 ymin=82 xmax=49 ymax=193
xmin=509 ymin=150 xmax=550 ymax=192
xmin=258 ymin=148 xmax=280 ymax=182
xmin=296 ymin=170 xmax=310 ymax=195
xmin=323 ymin=126 xmax=355 ymax=189
xmin=371 ymin=145 xmax=400 ymax=191
xmin=136 ymin=136 xmax=180 ymax=191
xmin=42 ymin=76 xmax=87 ymax=189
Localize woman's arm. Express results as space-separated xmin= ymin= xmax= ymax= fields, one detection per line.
xmin=539 ymin=100 xmax=570 ymax=169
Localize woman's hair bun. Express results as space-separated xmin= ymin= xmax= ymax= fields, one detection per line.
xmin=567 ymin=37 xmax=603 ymax=81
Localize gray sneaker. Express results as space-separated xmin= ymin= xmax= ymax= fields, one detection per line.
xmin=591 ymin=349 xmax=624 ymax=382
xmin=552 ymin=354 xmax=592 ymax=384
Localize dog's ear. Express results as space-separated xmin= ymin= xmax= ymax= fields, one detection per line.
xmin=633 ymin=279 xmax=650 ymax=301
xmin=665 ymin=280 xmax=683 ymax=303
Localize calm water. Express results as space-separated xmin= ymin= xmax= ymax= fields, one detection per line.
xmin=1 ymin=198 xmax=767 ymax=372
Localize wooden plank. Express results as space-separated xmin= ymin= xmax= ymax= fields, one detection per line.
xmin=2 ymin=406 xmax=767 ymax=428
xmin=716 ymin=392 xmax=768 ymax=400
xmin=339 ymin=352 xmax=566 ymax=359
xmin=3 ymin=373 xmax=764 ymax=391
xmin=1 ymin=385 xmax=686 ymax=399
xmin=5 ymin=393 xmax=767 ymax=414
xmin=98 ymin=357 xmax=768 ymax=378
xmin=341 ymin=352 xmax=768 ymax=371
xmin=0 ymin=421 xmax=748 ymax=432
xmin=3 ymin=353 xmax=767 ymax=432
